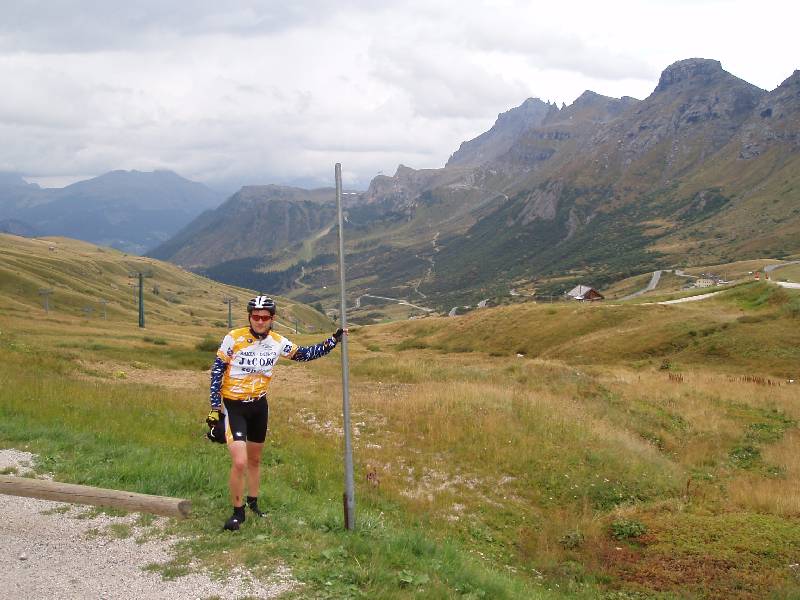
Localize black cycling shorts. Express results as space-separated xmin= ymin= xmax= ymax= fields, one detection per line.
xmin=222 ymin=397 xmax=269 ymax=444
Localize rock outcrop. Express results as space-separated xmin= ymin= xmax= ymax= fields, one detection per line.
xmin=446 ymin=98 xmax=556 ymax=167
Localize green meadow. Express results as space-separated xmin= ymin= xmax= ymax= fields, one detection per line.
xmin=1 ymin=234 xmax=800 ymax=599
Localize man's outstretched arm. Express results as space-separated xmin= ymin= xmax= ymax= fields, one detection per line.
xmin=290 ymin=329 xmax=344 ymax=362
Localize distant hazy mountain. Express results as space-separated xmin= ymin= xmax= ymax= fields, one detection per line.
xmin=0 ymin=170 xmax=225 ymax=254
xmin=0 ymin=173 xmax=48 ymax=211
xmin=155 ymin=58 xmax=800 ymax=309
xmin=0 ymin=172 xmax=37 ymax=189
xmin=148 ymin=184 xmax=337 ymax=268
xmin=0 ymin=219 xmax=38 ymax=237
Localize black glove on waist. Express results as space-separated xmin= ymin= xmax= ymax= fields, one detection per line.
xmin=206 ymin=409 xmax=226 ymax=444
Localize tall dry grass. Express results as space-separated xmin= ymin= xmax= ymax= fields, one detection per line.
xmin=728 ymin=430 xmax=800 ymax=516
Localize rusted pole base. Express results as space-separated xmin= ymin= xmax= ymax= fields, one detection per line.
xmin=343 ymin=492 xmax=351 ymax=530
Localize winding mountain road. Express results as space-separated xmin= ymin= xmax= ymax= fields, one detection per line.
xmin=619 ymin=270 xmax=663 ymax=301
xmin=765 ymin=261 xmax=800 ymax=274
xmin=354 ymin=294 xmax=433 ymax=312
xmin=765 ymin=261 xmax=800 ymax=288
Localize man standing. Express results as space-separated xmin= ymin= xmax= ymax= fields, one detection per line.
xmin=206 ymin=295 xmax=343 ymax=531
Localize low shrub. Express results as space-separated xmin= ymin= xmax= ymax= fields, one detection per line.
xmin=195 ymin=336 xmax=219 ymax=352
xmin=559 ymin=531 xmax=585 ymax=549
xmin=610 ymin=519 xmax=647 ymax=540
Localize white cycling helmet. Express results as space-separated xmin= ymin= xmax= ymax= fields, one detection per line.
xmin=247 ymin=296 xmax=276 ymax=315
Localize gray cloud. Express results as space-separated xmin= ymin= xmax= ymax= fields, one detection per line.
xmin=466 ymin=28 xmax=658 ymax=82
xmin=369 ymin=38 xmax=533 ymax=120
xmin=0 ymin=0 xmax=795 ymax=192
xmin=0 ymin=1 xmax=382 ymax=52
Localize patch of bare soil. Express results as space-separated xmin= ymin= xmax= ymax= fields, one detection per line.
xmin=78 ymin=360 xmax=207 ymax=390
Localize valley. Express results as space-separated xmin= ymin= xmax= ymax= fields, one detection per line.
xmin=1 ymin=233 xmax=799 ymax=598
xmin=145 ymin=60 xmax=800 ymax=320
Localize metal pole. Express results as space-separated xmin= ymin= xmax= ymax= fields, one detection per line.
xmin=39 ymin=288 xmax=52 ymax=314
xmin=223 ymin=297 xmax=234 ymax=329
xmin=138 ymin=272 xmax=145 ymax=328
xmin=335 ymin=163 xmax=356 ymax=530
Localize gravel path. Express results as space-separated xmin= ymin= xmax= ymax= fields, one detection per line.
xmin=657 ymin=291 xmax=720 ymax=304
xmin=0 ymin=449 xmax=297 ymax=600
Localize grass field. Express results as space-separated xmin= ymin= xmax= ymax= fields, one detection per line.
xmin=1 ymin=235 xmax=800 ymax=598
xmin=0 ymin=234 xmax=333 ymax=334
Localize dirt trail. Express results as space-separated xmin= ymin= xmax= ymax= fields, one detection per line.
xmin=0 ymin=449 xmax=297 ymax=599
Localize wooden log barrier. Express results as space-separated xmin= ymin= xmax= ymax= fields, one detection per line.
xmin=0 ymin=475 xmax=191 ymax=519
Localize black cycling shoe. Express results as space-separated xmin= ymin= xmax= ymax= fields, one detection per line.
xmin=223 ymin=507 xmax=245 ymax=531
xmin=247 ymin=496 xmax=267 ymax=518
xmin=248 ymin=503 xmax=267 ymax=518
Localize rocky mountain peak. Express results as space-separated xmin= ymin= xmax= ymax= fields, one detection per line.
xmin=514 ymin=97 xmax=554 ymax=114
xmin=655 ymin=58 xmax=725 ymax=92
xmin=543 ymin=91 xmax=638 ymax=127
xmin=573 ymin=90 xmax=602 ymax=105
xmin=393 ymin=164 xmax=416 ymax=178
xmin=603 ymin=58 xmax=766 ymax=172
xmin=738 ymin=69 xmax=800 ymax=159
xmin=446 ymin=97 xmax=554 ymax=167
xmin=761 ymin=69 xmax=800 ymax=110
xmin=776 ymin=70 xmax=800 ymax=91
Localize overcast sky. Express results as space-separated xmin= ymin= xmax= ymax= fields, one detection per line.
xmin=1 ymin=0 xmax=797 ymax=192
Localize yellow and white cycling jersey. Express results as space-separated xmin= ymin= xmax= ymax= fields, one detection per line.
xmin=216 ymin=327 xmax=299 ymax=400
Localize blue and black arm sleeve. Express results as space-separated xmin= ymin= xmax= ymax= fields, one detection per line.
xmin=209 ymin=357 xmax=227 ymax=409
xmin=291 ymin=336 xmax=338 ymax=362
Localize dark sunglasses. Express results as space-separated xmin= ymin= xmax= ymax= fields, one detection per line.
xmin=250 ymin=314 xmax=273 ymax=322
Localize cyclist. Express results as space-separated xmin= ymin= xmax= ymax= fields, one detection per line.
xmin=206 ymin=295 xmax=344 ymax=531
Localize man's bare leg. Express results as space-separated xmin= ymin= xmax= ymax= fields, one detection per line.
xmin=224 ymin=440 xmax=248 ymax=530
xmin=246 ymin=441 xmax=266 ymax=516
xmin=246 ymin=441 xmax=264 ymax=497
